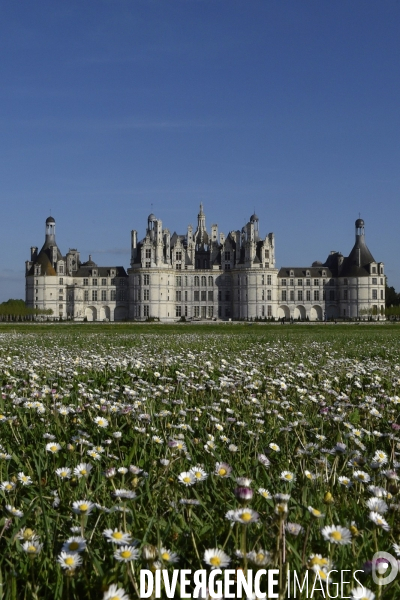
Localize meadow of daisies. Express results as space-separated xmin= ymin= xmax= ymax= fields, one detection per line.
xmin=0 ymin=322 xmax=400 ymax=599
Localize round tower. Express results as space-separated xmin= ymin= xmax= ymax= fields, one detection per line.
xmin=355 ymin=218 xmax=365 ymax=239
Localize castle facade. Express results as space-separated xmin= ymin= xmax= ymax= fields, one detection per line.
xmin=25 ymin=207 xmax=385 ymax=321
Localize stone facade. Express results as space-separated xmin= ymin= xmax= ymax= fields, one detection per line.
xmin=25 ymin=210 xmax=385 ymax=321
xmin=25 ymin=217 xmax=128 ymax=321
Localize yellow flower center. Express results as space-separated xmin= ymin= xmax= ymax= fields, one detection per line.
xmin=24 ymin=529 xmax=34 ymax=539
xmin=195 ymin=472 xmax=202 ymax=478
xmin=69 ymin=542 xmax=79 ymax=550
xmin=330 ymin=531 xmax=342 ymax=541
xmin=120 ymin=550 xmax=132 ymax=559
xmin=210 ymin=556 xmax=221 ymax=566
xmin=79 ymin=504 xmax=88 ymax=512
xmin=110 ymin=597 xmax=119 ymax=600
xmin=183 ymin=477 xmax=191 ymax=483
xmin=256 ymin=553 xmax=265 ymax=562
xmin=50 ymin=445 xmax=58 ymax=452
xmin=112 ymin=532 xmax=123 ymax=540
xmin=313 ymin=510 xmax=321 ymax=516
xmin=27 ymin=545 xmax=36 ymax=553
xmin=61 ymin=471 xmax=67 ymax=477
xmin=65 ymin=557 xmax=75 ymax=566
xmin=218 ymin=468 xmax=227 ymax=476
xmin=241 ymin=512 xmax=252 ymax=522
xmin=5 ymin=484 xmax=12 ymax=490
xmin=285 ymin=474 xmax=292 ymax=480
xmin=81 ymin=470 xmax=87 ymax=475
xmin=161 ymin=552 xmax=170 ymax=561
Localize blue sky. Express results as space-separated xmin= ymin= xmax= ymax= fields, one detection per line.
xmin=1 ymin=1 xmax=399 ymax=301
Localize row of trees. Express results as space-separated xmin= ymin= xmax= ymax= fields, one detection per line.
xmin=385 ymin=283 xmax=400 ymax=317
xmin=0 ymin=299 xmax=53 ymax=321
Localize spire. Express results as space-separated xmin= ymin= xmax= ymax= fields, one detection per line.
xmin=45 ymin=216 xmax=56 ymax=244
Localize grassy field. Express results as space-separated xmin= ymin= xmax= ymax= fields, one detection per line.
xmin=0 ymin=322 xmax=399 ymax=599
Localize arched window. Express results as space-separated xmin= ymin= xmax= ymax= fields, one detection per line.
xmin=194 ymin=276 xmax=200 ymax=286
xmin=208 ymin=276 xmax=213 ymax=286
xmin=201 ymin=276 xmax=206 ymax=286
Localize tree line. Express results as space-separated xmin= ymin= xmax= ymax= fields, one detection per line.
xmin=0 ymin=299 xmax=53 ymax=321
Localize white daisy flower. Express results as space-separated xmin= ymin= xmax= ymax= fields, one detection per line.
xmin=203 ymin=548 xmax=231 ymax=569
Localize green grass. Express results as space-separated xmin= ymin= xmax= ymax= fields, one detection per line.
xmin=0 ymin=323 xmax=399 ymax=598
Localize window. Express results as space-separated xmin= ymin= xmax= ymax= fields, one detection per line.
xmin=262 ymin=290 xmax=265 ymax=301
xmin=185 ymin=306 xmax=188 ymax=316
xmin=59 ymin=265 xmax=64 ymax=274
xmin=175 ymin=263 xmax=182 ymax=270
xmin=225 ymin=291 xmax=230 ymax=301
xmin=261 ymin=275 xmax=265 ymax=285
xmin=297 ymin=279 xmax=303 ymax=286
xmin=143 ymin=305 xmax=149 ymax=317
xmin=185 ymin=276 xmax=188 ymax=286
xmin=225 ymin=307 xmax=230 ymax=317
xmin=144 ymin=289 xmax=150 ymax=301
xmin=110 ymin=290 xmax=116 ymax=301
xmin=290 ymin=290 xmax=294 ymax=301
xmin=298 ymin=290 xmax=303 ymax=301
xmin=201 ymin=276 xmax=206 ymax=286
xmin=59 ymin=295 xmax=63 ymax=301
xmin=92 ymin=278 xmax=98 ymax=286
xmin=265 ymin=250 xmax=269 ymax=259
xmin=145 ymin=249 xmax=151 ymax=259
xmin=281 ymin=279 xmax=287 ymax=286
xmin=267 ymin=275 xmax=272 ymax=285
xmin=184 ymin=291 xmax=188 ymax=301
xmin=84 ymin=291 xmax=89 ymax=302
xmin=92 ymin=290 xmax=98 ymax=301
xmin=306 ymin=279 xmax=311 ymax=286
xmin=208 ymin=276 xmax=213 ymax=286
xmin=372 ymin=266 xmax=377 ymax=273
xmin=102 ymin=278 xmax=107 ymax=286
xmin=59 ymin=278 xmax=63 ymax=285
xmin=314 ymin=290 xmax=319 ymax=301
xmin=194 ymin=276 xmax=199 ymax=286
xmin=218 ymin=291 xmax=222 ymax=301
xmin=176 ymin=251 xmax=182 ymax=261
xmin=35 ymin=279 xmax=38 ymax=285
xmin=281 ymin=290 xmax=287 ymax=301
xmin=372 ymin=289 xmax=378 ymax=300
xmin=176 ymin=291 xmax=182 ymax=302
xmin=208 ymin=306 xmax=213 ymax=318
xmin=329 ymin=290 xmax=335 ymax=301
xmin=380 ymin=278 xmax=383 ymax=285
xmin=224 ymin=251 xmax=231 ymax=261
xmin=101 ymin=290 xmax=107 ymax=301
xmin=194 ymin=306 xmax=200 ymax=317
xmin=176 ymin=305 xmax=182 ymax=317
xmin=144 ymin=274 xmax=150 ymax=285
xmin=225 ymin=264 xmax=230 ymax=270
xmin=323 ymin=290 xmax=326 ymax=300
xmin=83 ymin=278 xmax=88 ymax=286
xmin=194 ymin=291 xmax=199 ymax=301
xmin=208 ymin=291 xmax=213 ymax=301
xmin=372 ymin=278 xmax=377 ymax=285
xmin=59 ymin=304 xmax=63 ymax=310
xmin=176 ymin=276 xmax=182 ymax=286
xmin=201 ymin=291 xmax=206 ymax=301
xmin=268 ymin=305 xmax=272 ymax=317
xmin=381 ymin=289 xmax=384 ymax=300
xmin=201 ymin=306 xmax=206 ymax=318
xmin=218 ymin=306 xmax=221 ymax=317
xmin=343 ymin=278 xmax=348 ymax=285
xmin=146 ymin=262 xmax=151 ymax=269
xmin=59 ymin=288 xmax=63 ymax=293
xmin=290 ymin=279 xmax=294 ymax=286
xmin=344 ymin=290 xmax=348 ymax=300
xmin=313 ymin=279 xmax=318 ymax=286
xmin=306 ymin=290 xmax=311 ymax=301
xmin=110 ymin=278 xmax=116 ymax=285
xmin=261 ymin=305 xmax=265 ymax=317
xmin=267 ymin=290 xmax=271 ymax=301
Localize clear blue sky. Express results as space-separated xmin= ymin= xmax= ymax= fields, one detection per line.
xmin=1 ymin=1 xmax=399 ymax=302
